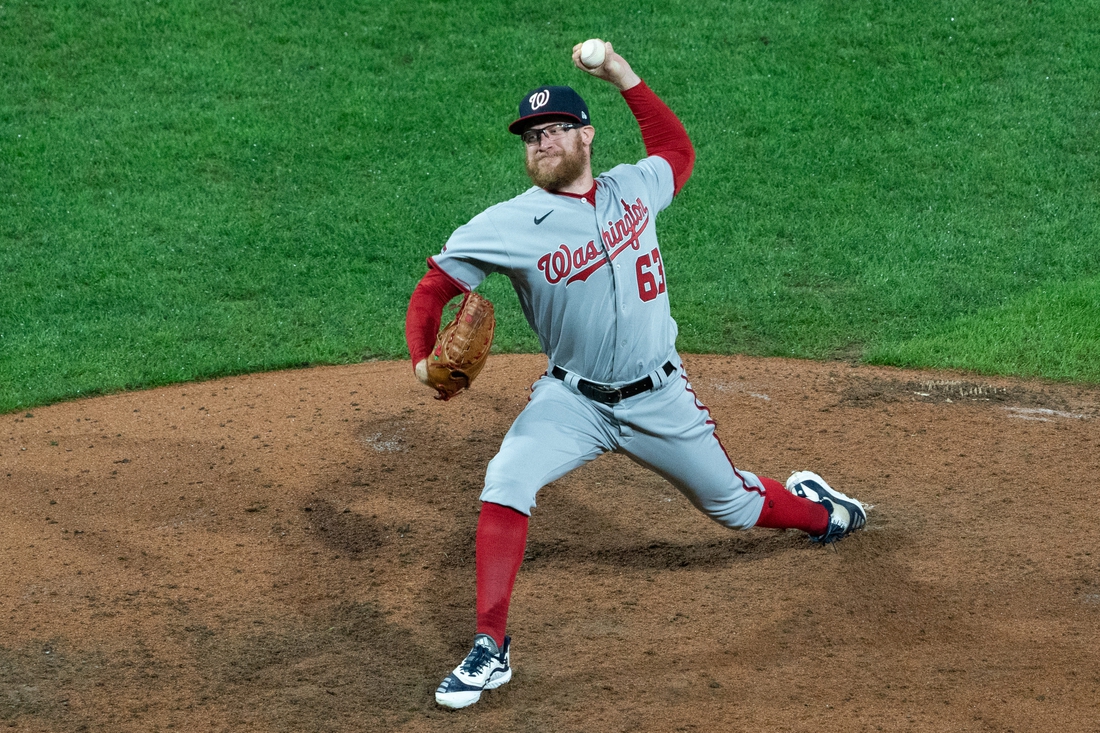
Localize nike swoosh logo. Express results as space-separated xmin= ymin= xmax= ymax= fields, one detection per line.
xmin=534 ymin=210 xmax=553 ymax=225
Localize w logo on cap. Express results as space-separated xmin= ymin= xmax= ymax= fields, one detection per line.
xmin=509 ymin=85 xmax=591 ymax=134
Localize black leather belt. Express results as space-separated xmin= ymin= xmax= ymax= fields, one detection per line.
xmin=551 ymin=361 xmax=676 ymax=405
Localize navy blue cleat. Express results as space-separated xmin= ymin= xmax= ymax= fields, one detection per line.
xmin=435 ymin=634 xmax=512 ymax=709
xmin=786 ymin=471 xmax=868 ymax=544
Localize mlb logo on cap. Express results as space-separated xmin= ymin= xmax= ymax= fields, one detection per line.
xmin=509 ymin=86 xmax=591 ymax=134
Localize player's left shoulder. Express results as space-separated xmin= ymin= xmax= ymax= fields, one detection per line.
xmin=465 ymin=187 xmax=545 ymax=230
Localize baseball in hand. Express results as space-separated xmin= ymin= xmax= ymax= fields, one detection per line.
xmin=580 ymin=39 xmax=606 ymax=68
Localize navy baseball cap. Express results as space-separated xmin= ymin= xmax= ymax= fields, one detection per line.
xmin=508 ymin=85 xmax=591 ymax=134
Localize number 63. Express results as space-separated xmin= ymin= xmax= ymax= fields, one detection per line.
xmin=636 ymin=248 xmax=666 ymax=302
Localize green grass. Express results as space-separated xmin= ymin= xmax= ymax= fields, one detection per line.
xmin=869 ymin=273 xmax=1100 ymax=380
xmin=2 ymin=0 xmax=1099 ymax=412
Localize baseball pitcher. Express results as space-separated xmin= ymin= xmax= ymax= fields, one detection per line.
xmin=404 ymin=41 xmax=869 ymax=709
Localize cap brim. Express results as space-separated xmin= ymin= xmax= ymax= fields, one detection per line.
xmin=508 ymin=112 xmax=585 ymax=135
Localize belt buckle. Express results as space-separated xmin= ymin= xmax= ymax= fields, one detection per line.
xmin=583 ymin=382 xmax=622 ymax=405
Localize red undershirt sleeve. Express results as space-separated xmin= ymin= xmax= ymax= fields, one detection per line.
xmin=621 ymin=80 xmax=696 ymax=195
xmin=404 ymin=263 xmax=466 ymax=367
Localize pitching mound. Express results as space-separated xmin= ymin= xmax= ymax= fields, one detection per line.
xmin=3 ymin=354 xmax=1098 ymax=732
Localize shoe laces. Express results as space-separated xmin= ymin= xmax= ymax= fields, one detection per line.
xmin=460 ymin=644 xmax=495 ymax=675
xmin=813 ymin=499 xmax=845 ymax=543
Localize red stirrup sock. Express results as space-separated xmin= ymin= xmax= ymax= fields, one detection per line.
xmin=475 ymin=501 xmax=529 ymax=648
xmin=753 ymin=476 xmax=830 ymax=535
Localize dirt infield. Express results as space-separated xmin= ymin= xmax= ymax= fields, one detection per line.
xmin=3 ymin=354 xmax=1099 ymax=732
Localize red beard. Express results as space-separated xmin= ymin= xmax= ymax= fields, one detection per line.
xmin=525 ymin=139 xmax=589 ymax=191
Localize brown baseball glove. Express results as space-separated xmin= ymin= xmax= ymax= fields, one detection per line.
xmin=426 ymin=292 xmax=495 ymax=401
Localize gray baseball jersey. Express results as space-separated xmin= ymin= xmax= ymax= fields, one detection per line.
xmin=431 ymin=155 xmax=766 ymax=528
xmin=431 ymin=157 xmax=676 ymax=386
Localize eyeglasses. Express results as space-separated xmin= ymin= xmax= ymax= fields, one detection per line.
xmin=521 ymin=122 xmax=582 ymax=146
